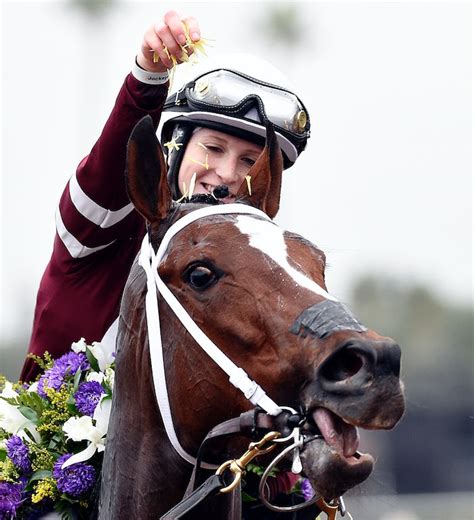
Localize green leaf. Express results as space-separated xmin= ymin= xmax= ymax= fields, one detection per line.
xmin=48 ymin=432 xmax=65 ymax=450
xmin=67 ymin=402 xmax=79 ymax=415
xmin=19 ymin=391 xmax=45 ymax=416
xmin=247 ymin=463 xmax=265 ymax=476
xmin=0 ymin=395 xmax=20 ymax=406
xmin=29 ymin=469 xmax=52 ymax=482
xmin=19 ymin=405 xmax=38 ymax=423
xmin=86 ymin=349 xmax=100 ymax=373
xmin=241 ymin=491 xmax=257 ymax=502
xmin=73 ymin=369 xmax=82 ymax=391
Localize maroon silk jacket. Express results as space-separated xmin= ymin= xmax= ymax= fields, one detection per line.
xmin=21 ymin=74 xmax=168 ymax=382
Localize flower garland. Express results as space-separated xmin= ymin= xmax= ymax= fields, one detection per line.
xmin=0 ymin=339 xmax=114 ymax=519
xmin=1 ymin=338 xmax=318 ymax=519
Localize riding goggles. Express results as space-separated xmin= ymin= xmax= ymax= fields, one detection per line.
xmin=166 ymin=69 xmax=311 ymax=142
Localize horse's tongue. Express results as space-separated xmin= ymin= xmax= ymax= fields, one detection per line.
xmin=313 ymin=408 xmax=359 ymax=458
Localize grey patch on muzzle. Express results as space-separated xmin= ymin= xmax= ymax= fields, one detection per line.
xmin=289 ymin=300 xmax=368 ymax=339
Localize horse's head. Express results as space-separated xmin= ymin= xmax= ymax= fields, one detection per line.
xmin=122 ymin=115 xmax=405 ymax=503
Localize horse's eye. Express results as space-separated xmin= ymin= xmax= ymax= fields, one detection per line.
xmin=184 ymin=264 xmax=220 ymax=291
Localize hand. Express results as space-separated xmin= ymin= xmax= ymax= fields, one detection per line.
xmin=137 ymin=10 xmax=201 ymax=73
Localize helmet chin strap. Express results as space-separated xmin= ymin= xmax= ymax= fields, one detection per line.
xmin=164 ymin=123 xmax=195 ymax=198
xmin=138 ymin=204 xmax=282 ymax=468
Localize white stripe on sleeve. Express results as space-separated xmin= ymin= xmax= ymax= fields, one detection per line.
xmin=56 ymin=208 xmax=115 ymax=258
xmin=69 ymin=174 xmax=134 ymax=228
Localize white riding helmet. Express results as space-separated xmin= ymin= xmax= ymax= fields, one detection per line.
xmin=159 ymin=53 xmax=311 ymax=197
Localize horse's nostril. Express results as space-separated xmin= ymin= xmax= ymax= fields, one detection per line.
xmin=321 ymin=348 xmax=366 ymax=382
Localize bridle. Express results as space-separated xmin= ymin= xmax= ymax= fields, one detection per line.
xmin=138 ymin=204 xmax=284 ymax=467
xmin=138 ymin=203 xmax=348 ymax=518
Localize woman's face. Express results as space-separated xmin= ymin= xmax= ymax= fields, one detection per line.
xmin=177 ymin=128 xmax=263 ymax=202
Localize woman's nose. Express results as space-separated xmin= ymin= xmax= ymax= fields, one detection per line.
xmin=215 ymin=156 xmax=239 ymax=184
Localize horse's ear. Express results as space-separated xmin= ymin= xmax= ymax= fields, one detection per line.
xmin=236 ymin=121 xmax=283 ymax=219
xmin=125 ymin=115 xmax=172 ymax=226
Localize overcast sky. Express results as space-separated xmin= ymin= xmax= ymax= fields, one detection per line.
xmin=1 ymin=1 xmax=472 ymax=346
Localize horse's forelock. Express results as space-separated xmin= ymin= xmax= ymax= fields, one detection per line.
xmin=149 ymin=200 xmax=228 ymax=251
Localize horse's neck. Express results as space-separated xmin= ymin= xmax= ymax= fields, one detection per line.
xmin=100 ymin=259 xmax=242 ymax=519
xmin=99 ymin=262 xmax=192 ymax=518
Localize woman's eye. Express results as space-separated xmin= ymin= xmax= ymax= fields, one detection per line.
xmin=242 ymin=157 xmax=256 ymax=167
xmin=184 ymin=264 xmax=220 ymax=291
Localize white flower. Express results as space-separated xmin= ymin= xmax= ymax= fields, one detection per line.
xmin=89 ymin=341 xmax=114 ymax=372
xmin=0 ymin=381 xmax=19 ymax=399
xmin=61 ymin=397 xmax=111 ymax=469
xmin=27 ymin=381 xmax=39 ymax=393
xmin=104 ymin=367 xmax=115 ymax=389
xmin=63 ymin=416 xmax=105 ymax=445
xmin=93 ymin=395 xmax=112 ymax=436
xmin=71 ymin=337 xmax=87 ymax=353
xmin=86 ymin=371 xmax=104 ymax=384
xmin=0 ymin=398 xmax=41 ymax=443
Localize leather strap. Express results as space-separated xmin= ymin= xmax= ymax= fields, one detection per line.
xmin=188 ymin=409 xmax=287 ymax=495
xmin=160 ymin=474 xmax=225 ymax=519
xmin=171 ymin=409 xmax=303 ymax=519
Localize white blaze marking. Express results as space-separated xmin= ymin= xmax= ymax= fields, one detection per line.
xmin=235 ymin=216 xmax=338 ymax=302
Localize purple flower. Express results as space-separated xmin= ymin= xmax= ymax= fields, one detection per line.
xmin=6 ymin=435 xmax=31 ymax=473
xmin=300 ymin=478 xmax=315 ymax=501
xmin=0 ymin=481 xmax=23 ymax=519
xmin=74 ymin=381 xmax=105 ymax=416
xmin=53 ymin=454 xmax=96 ymax=497
xmin=38 ymin=352 xmax=89 ymax=398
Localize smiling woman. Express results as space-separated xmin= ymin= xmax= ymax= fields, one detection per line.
xmin=177 ymin=129 xmax=263 ymax=201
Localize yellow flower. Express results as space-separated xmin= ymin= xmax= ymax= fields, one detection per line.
xmin=30 ymin=444 xmax=54 ymax=471
xmin=37 ymin=385 xmax=72 ymax=434
xmin=0 ymin=458 xmax=19 ymax=482
xmin=31 ymin=477 xmax=58 ymax=504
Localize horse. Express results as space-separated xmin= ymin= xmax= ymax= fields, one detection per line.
xmin=97 ymin=116 xmax=405 ymax=519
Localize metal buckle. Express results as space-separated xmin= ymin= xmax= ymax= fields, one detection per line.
xmin=216 ymin=431 xmax=281 ymax=494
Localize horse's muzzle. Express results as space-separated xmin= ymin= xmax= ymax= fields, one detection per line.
xmin=305 ymin=338 xmax=405 ymax=429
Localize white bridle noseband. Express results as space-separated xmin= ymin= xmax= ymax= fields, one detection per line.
xmin=138 ymin=204 xmax=283 ymax=467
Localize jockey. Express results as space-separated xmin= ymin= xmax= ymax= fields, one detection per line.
xmin=160 ymin=55 xmax=310 ymax=200
xmin=20 ymin=10 xmax=311 ymax=382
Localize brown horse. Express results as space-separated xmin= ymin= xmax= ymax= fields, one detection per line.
xmin=97 ymin=116 xmax=405 ymax=519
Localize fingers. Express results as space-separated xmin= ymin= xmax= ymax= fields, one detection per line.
xmin=139 ymin=25 xmax=167 ymax=72
xmin=181 ymin=16 xmax=201 ymax=43
xmin=164 ymin=10 xmax=188 ymax=46
xmin=138 ymin=11 xmax=202 ymax=72
xmin=153 ymin=23 xmax=181 ymax=68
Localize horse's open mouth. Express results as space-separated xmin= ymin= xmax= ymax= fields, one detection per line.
xmin=300 ymin=407 xmax=375 ymax=499
xmin=310 ymin=407 xmax=366 ymax=463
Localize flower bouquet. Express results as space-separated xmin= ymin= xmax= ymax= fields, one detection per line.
xmin=0 ymin=339 xmax=115 ymax=520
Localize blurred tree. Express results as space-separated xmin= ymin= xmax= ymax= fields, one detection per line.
xmin=349 ymin=275 xmax=473 ymax=494
xmin=253 ymin=2 xmax=311 ymax=53
xmin=69 ymin=0 xmax=115 ymax=16
xmin=350 ymin=275 xmax=473 ymax=409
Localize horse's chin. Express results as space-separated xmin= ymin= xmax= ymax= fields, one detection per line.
xmin=299 ymin=407 xmax=374 ymax=499
xmin=300 ymin=437 xmax=374 ymax=500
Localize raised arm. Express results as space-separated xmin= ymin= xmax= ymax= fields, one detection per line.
xmin=57 ymin=11 xmax=201 ymax=262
